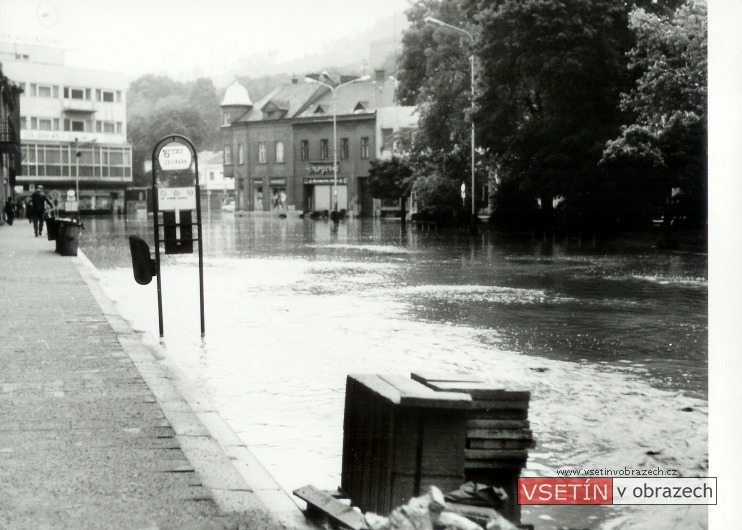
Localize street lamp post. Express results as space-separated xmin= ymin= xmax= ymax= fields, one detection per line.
xmin=73 ymin=137 xmax=96 ymax=216
xmin=305 ymin=73 xmax=371 ymax=222
xmin=424 ymin=16 xmax=477 ymax=223
xmin=74 ymin=138 xmax=80 ymax=211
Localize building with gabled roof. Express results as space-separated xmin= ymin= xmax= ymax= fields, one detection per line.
xmin=221 ymin=70 xmax=416 ymax=215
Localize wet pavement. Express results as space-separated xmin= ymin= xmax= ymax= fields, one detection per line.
xmin=79 ymin=212 xmax=709 ymax=530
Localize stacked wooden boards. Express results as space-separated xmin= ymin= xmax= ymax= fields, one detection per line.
xmin=412 ymin=372 xmax=533 ymax=522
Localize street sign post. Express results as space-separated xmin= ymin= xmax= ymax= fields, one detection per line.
xmin=129 ymin=135 xmax=205 ymax=339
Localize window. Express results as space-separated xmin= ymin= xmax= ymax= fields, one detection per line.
xmin=39 ymin=119 xmax=52 ymax=131
xmin=300 ymin=140 xmax=309 ymax=161
xmin=209 ymin=171 xmax=215 ymax=181
xmin=340 ymin=138 xmax=349 ymax=160
xmin=98 ymin=90 xmax=115 ymax=102
xmin=381 ymin=128 xmax=394 ymax=151
xmin=37 ymin=85 xmax=53 ymax=98
xmin=222 ymin=111 xmax=230 ymax=126
xmin=320 ymin=139 xmax=329 ymax=160
xmin=20 ymin=116 xmax=26 ymax=130
xmin=275 ymin=141 xmax=284 ymax=163
xmin=65 ymin=87 xmax=86 ymax=100
xmin=360 ymin=137 xmax=370 ymax=159
xmin=71 ymin=120 xmax=85 ymax=132
xmin=258 ymin=142 xmax=266 ymax=163
xmin=110 ymin=150 xmax=124 ymax=165
xmin=104 ymin=122 xmax=115 ymax=133
xmin=116 ymin=122 xmax=122 ymax=134
xmin=238 ymin=143 xmax=245 ymax=165
xmin=224 ymin=145 xmax=232 ymax=164
xmin=30 ymin=117 xmax=38 ymax=130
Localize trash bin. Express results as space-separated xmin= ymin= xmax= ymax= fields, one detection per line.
xmin=45 ymin=217 xmax=60 ymax=241
xmin=57 ymin=219 xmax=82 ymax=256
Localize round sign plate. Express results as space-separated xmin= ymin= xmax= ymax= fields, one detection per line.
xmin=158 ymin=142 xmax=193 ymax=171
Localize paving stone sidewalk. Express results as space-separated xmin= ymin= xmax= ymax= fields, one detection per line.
xmin=0 ymin=222 xmax=307 ymax=529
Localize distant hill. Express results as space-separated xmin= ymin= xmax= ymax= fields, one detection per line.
xmin=212 ymin=10 xmax=408 ymax=91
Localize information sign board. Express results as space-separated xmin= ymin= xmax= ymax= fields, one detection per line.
xmin=159 ymin=187 xmax=196 ymax=211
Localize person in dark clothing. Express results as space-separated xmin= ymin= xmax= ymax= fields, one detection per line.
xmin=30 ymin=185 xmax=53 ymax=237
xmin=3 ymin=197 xmax=15 ymax=225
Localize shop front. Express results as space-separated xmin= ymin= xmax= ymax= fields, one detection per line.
xmin=304 ymin=176 xmax=347 ymax=213
xmin=252 ymin=177 xmax=291 ymax=211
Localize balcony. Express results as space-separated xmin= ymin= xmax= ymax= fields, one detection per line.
xmin=0 ymin=119 xmax=20 ymax=155
xmin=62 ymin=99 xmax=96 ymax=114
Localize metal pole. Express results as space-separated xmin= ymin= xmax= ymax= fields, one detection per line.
xmin=75 ymin=138 xmax=79 ymax=210
xmin=194 ymin=150 xmax=205 ymax=337
xmin=470 ymin=53 xmax=475 ymax=221
xmin=151 ymin=147 xmax=164 ymax=338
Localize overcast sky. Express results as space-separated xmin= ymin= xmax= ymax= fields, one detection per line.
xmin=0 ymin=0 xmax=411 ymax=81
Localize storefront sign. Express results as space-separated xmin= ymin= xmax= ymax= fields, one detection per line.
xmin=269 ymin=179 xmax=287 ymax=185
xmin=306 ymin=163 xmax=339 ymax=175
xmin=304 ymin=177 xmax=347 ymax=185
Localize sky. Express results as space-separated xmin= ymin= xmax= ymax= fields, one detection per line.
xmin=0 ymin=0 xmax=411 ymax=81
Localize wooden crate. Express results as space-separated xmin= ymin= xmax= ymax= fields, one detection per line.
xmin=341 ymin=374 xmax=471 ymax=515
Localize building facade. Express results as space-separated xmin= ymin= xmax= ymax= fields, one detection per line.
xmin=221 ymin=71 xmax=416 ymax=217
xmin=198 ymin=150 xmax=233 ymax=209
xmin=0 ymin=62 xmax=23 ymax=218
xmin=1 ymin=41 xmax=132 ymax=214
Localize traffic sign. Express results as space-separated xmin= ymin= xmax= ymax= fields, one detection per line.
xmin=157 ymin=142 xmax=192 ymax=171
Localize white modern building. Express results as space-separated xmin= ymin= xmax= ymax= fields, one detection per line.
xmin=1 ymin=24 xmax=132 ymax=213
xmin=198 ymin=150 xmax=233 ymax=209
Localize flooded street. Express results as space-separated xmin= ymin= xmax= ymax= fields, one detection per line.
xmin=81 ymin=213 xmax=708 ymax=530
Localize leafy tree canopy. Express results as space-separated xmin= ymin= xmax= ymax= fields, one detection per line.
xmin=366 ymin=158 xmax=414 ymax=200
xmin=127 ymin=75 xmax=222 ymax=186
xmin=602 ymin=0 xmax=707 ymax=223
xmin=472 ymin=0 xmax=634 ymax=204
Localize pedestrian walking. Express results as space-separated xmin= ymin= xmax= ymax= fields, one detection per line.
xmin=29 ymin=185 xmax=53 ymax=237
xmin=3 ymin=197 xmax=15 ymax=225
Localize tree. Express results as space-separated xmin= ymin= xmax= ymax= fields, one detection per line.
xmin=472 ymin=0 xmax=634 ymax=232
xmin=127 ymin=75 xmax=219 ymax=187
xmin=367 ymin=158 xmax=414 ymax=225
xmin=601 ymin=0 xmax=708 ymax=233
xmin=188 ymin=78 xmax=222 ymax=150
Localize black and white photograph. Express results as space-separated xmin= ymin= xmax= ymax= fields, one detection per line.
xmin=0 ymin=0 xmax=733 ymax=529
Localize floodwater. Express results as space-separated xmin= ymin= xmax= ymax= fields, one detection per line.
xmin=80 ymin=213 xmax=708 ymax=530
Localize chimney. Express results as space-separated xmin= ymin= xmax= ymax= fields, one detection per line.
xmin=374 ymin=69 xmax=386 ymax=83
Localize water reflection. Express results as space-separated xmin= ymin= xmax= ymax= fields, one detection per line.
xmin=81 ymin=213 xmax=707 ymax=530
